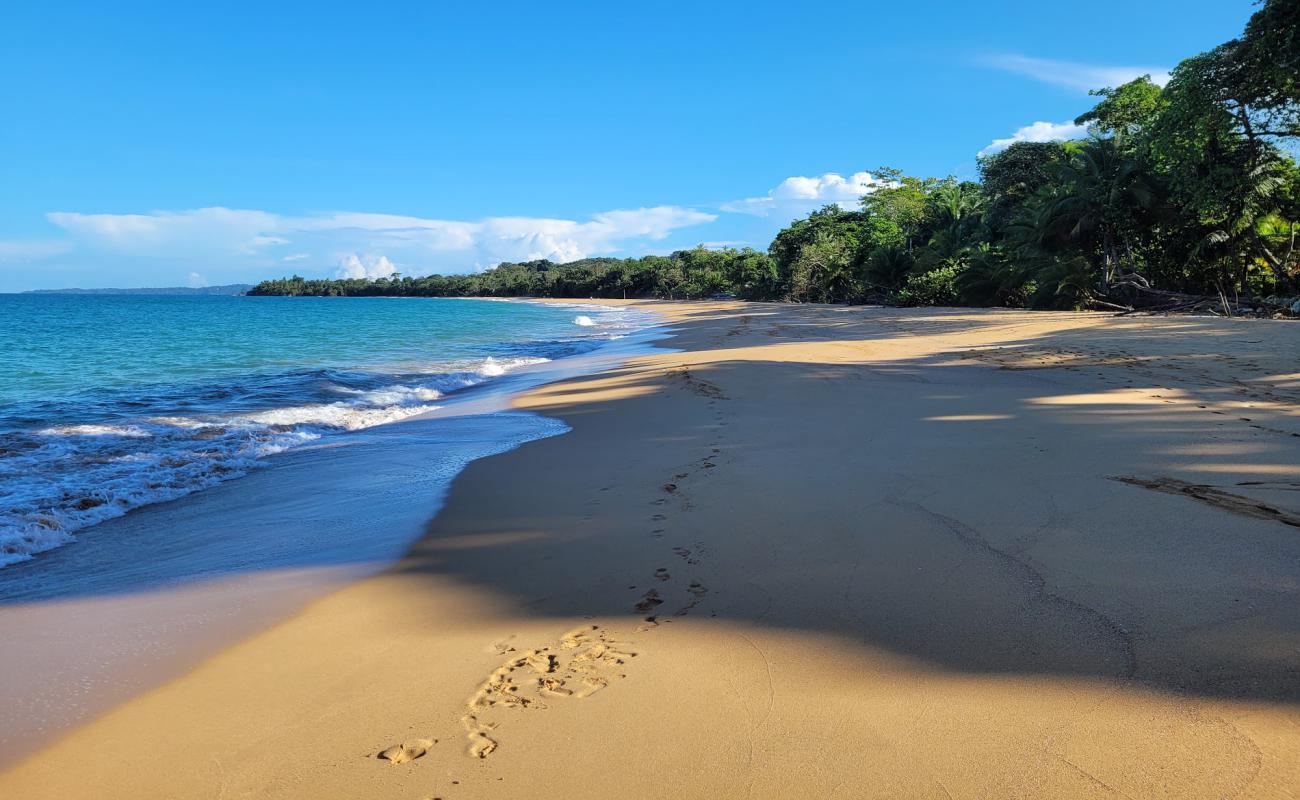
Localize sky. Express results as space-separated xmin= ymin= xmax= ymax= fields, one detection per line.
xmin=0 ymin=0 xmax=1257 ymax=291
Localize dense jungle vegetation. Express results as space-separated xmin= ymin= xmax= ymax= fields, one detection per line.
xmin=252 ymin=0 xmax=1299 ymax=311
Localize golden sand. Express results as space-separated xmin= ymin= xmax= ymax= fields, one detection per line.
xmin=3 ymin=302 xmax=1298 ymax=799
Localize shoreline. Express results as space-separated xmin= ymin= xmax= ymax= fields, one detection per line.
xmin=0 ymin=296 xmax=654 ymax=568
xmin=0 ymin=307 xmax=669 ymax=767
xmin=3 ymin=301 xmax=1299 ymax=798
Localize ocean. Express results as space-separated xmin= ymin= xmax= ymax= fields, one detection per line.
xmin=0 ymin=294 xmax=652 ymax=568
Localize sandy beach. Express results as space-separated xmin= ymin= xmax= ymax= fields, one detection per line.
xmin=3 ymin=300 xmax=1299 ymax=799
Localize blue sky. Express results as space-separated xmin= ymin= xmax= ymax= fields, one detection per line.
xmin=0 ymin=0 xmax=1255 ymax=290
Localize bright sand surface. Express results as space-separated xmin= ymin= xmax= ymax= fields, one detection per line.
xmin=2 ymin=301 xmax=1299 ymax=799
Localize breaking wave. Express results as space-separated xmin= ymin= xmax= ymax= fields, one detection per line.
xmin=0 ymin=299 xmax=654 ymax=566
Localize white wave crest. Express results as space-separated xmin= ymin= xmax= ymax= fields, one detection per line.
xmin=0 ymin=354 xmax=560 ymax=566
xmin=37 ymin=424 xmax=152 ymax=438
xmin=238 ymin=402 xmax=442 ymax=432
xmin=477 ymin=356 xmax=548 ymax=378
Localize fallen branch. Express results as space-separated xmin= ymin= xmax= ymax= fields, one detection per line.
xmin=1102 ymin=284 xmax=1298 ymax=318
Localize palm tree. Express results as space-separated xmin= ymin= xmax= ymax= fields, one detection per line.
xmin=1045 ymin=137 xmax=1157 ymax=290
xmin=864 ymin=244 xmax=916 ymax=290
xmin=954 ymin=244 xmax=1032 ymax=306
xmin=918 ymin=182 xmax=985 ymax=270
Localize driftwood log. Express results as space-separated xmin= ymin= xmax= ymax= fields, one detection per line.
xmin=1101 ymin=285 xmax=1300 ymax=318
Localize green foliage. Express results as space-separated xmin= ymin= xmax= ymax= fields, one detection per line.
xmin=896 ymin=264 xmax=964 ymax=307
xmin=1236 ymin=0 xmax=1300 ymax=139
xmin=916 ymin=180 xmax=985 ymax=270
xmin=768 ymin=205 xmax=875 ymax=302
xmin=1075 ymin=76 xmax=1167 ymax=139
xmin=1148 ymin=37 xmax=1299 ymax=292
xmin=861 ymin=168 xmax=942 ymax=250
xmin=954 ymin=245 xmax=1032 ymax=307
xmin=787 ymin=229 xmax=856 ymax=303
xmin=864 ymin=245 xmax=916 ymax=290
xmin=978 ymin=142 xmax=1070 ymax=232
xmin=248 ymin=249 xmax=779 ymax=301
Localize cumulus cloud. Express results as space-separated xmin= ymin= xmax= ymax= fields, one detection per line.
xmin=985 ymin=54 xmax=1170 ymax=93
xmin=978 ymin=120 xmax=1089 ymax=157
xmin=40 ymin=205 xmax=717 ymax=280
xmin=336 ymin=253 xmax=397 ymax=280
xmin=722 ymin=172 xmax=881 ymax=216
xmin=187 ymin=271 xmax=207 ymax=288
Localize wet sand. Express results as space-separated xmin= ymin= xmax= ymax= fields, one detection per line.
xmin=0 ymin=334 xmax=652 ymax=765
xmin=2 ymin=302 xmax=1298 ymax=798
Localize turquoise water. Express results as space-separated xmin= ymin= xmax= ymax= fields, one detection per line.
xmin=1 ymin=295 xmax=615 ymax=404
xmin=0 ymin=295 xmax=645 ymax=565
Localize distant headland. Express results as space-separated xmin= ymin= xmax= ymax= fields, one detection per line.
xmin=21 ymin=284 xmax=252 ymax=296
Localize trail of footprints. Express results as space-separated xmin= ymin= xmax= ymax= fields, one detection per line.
xmin=379 ymin=361 xmax=730 ymax=770
xmin=631 ymin=546 xmax=713 ymax=624
xmin=630 ymin=366 xmax=727 ymax=626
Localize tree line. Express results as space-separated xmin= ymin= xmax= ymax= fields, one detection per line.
xmin=251 ymin=0 xmax=1299 ymax=311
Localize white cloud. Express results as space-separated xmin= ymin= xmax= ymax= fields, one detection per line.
xmin=978 ymin=120 xmax=1089 ymax=157
xmin=187 ymin=271 xmax=207 ymax=288
xmin=40 ymin=205 xmax=717 ymax=280
xmin=336 ymin=253 xmax=397 ymax=280
xmin=985 ymin=54 xmax=1170 ymax=94
xmin=723 ymin=172 xmax=881 ymax=216
xmin=48 ymin=208 xmax=283 ymax=256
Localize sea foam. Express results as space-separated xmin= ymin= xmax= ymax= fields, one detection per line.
xmin=0 ymin=300 xmax=654 ymax=567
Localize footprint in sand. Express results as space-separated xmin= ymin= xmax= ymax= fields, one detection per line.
xmin=560 ymin=624 xmax=598 ymax=649
xmin=675 ymin=582 xmax=710 ymax=616
xmin=489 ymin=635 xmax=518 ymax=655
xmin=378 ymin=738 xmax=435 ymax=764
xmin=678 ymin=541 xmax=712 ymax=564
xmin=635 ymin=615 xmax=662 ymax=632
xmin=634 ymin=589 xmax=664 ymax=613
xmin=654 ymin=567 xmax=671 ymax=581
xmin=672 ymin=546 xmax=702 ymax=565
xmin=456 ymin=625 xmax=636 ymax=759
xmin=462 ymin=717 xmax=498 ymax=759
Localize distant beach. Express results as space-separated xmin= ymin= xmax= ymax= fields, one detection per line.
xmin=3 ymin=301 xmax=1298 ymax=798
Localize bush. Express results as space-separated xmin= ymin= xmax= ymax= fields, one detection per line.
xmin=896 ymin=264 xmax=964 ymax=306
xmin=864 ymin=245 xmax=916 ymax=290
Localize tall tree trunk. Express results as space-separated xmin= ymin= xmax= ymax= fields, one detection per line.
xmin=1101 ymin=228 xmax=1117 ymax=290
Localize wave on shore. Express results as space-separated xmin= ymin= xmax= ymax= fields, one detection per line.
xmin=0 ymin=301 xmax=649 ymax=566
